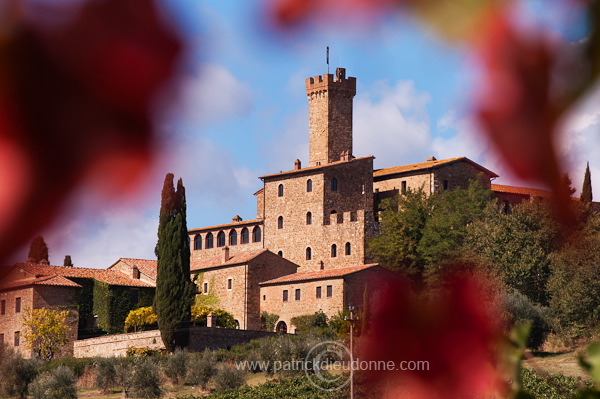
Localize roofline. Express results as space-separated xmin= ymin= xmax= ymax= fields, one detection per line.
xmin=0 ymin=275 xmax=83 ymax=292
xmin=259 ymin=156 xmax=375 ymax=180
xmin=188 ymin=218 xmax=264 ymax=234
xmin=259 ymin=264 xmax=380 ymax=286
xmin=374 ymin=157 xmax=499 ymax=180
xmin=191 ymin=249 xmax=299 ymax=274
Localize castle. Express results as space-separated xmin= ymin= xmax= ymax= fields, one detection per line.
xmin=0 ymin=67 xmax=551 ymax=355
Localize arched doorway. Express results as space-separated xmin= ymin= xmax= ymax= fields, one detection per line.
xmin=276 ymin=321 xmax=287 ymax=334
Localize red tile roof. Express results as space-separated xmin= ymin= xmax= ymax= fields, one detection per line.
xmin=259 ymin=156 xmax=375 ymax=180
xmin=111 ymin=258 xmax=157 ymax=280
xmin=491 ymin=184 xmax=553 ymax=198
xmin=188 ymin=218 xmax=263 ymax=234
xmin=14 ymin=263 xmax=154 ymax=288
xmin=260 ymin=264 xmax=380 ymax=285
xmin=0 ymin=275 xmax=82 ymax=291
xmin=374 ymin=157 xmax=499 ymax=178
xmin=190 ymin=249 xmax=270 ymax=272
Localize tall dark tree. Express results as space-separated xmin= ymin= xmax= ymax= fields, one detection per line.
xmin=581 ymin=162 xmax=593 ymax=202
xmin=154 ymin=173 xmax=195 ymax=351
xmin=63 ymin=255 xmax=73 ymax=267
xmin=27 ymin=236 xmax=48 ymax=263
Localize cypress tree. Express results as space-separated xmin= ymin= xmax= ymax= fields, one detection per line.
xmin=154 ymin=173 xmax=195 ymax=351
xmin=581 ymin=162 xmax=593 ymax=202
xmin=63 ymin=255 xmax=73 ymax=266
xmin=28 ymin=236 xmax=49 ymax=263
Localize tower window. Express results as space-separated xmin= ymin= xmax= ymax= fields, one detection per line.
xmin=278 ymin=216 xmax=284 ymax=229
xmin=283 ymin=290 xmax=288 ymax=302
xmin=307 ymin=179 xmax=313 ymax=192
xmin=316 ymin=286 xmax=322 ymax=299
xmin=278 ymin=184 xmax=284 ymax=197
xmin=331 ymin=178 xmax=338 ymax=191
xmin=227 ymin=278 xmax=232 ymax=290
xmin=205 ymin=233 xmax=214 ymax=249
xmin=306 ymin=247 xmax=312 ymax=260
xmin=331 ymin=244 xmax=337 ymax=258
xmin=306 ymin=212 xmax=312 ymax=225
xmin=345 ymin=242 xmax=351 ymax=256
xmin=229 ymin=230 xmax=237 ymax=246
xmin=295 ymin=289 xmax=301 ymax=301
xmin=194 ymin=234 xmax=202 ymax=250
xmin=241 ymin=228 xmax=249 ymax=244
xmin=252 ymin=226 xmax=262 ymax=242
xmin=217 ymin=231 xmax=226 ymax=247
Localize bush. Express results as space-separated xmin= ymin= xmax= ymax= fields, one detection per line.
xmin=214 ymin=363 xmax=245 ymax=392
xmin=29 ymin=365 xmax=77 ymax=399
xmin=504 ymin=289 xmax=551 ymax=349
xmin=260 ymin=311 xmax=279 ymax=332
xmin=126 ymin=346 xmax=163 ymax=357
xmin=191 ymin=305 xmax=236 ymax=329
xmin=185 ymin=349 xmax=217 ymax=389
xmin=0 ymin=345 xmax=39 ymax=399
xmin=93 ymin=357 xmax=119 ymax=393
xmin=125 ymin=306 xmax=158 ymax=332
xmin=119 ymin=358 xmax=163 ymax=398
xmin=164 ymin=348 xmax=188 ymax=385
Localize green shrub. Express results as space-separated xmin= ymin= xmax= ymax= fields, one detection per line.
xmin=93 ymin=357 xmax=119 ymax=393
xmin=119 ymin=358 xmax=163 ymax=398
xmin=164 ymin=348 xmax=188 ymax=385
xmin=37 ymin=356 xmax=94 ymax=378
xmin=125 ymin=306 xmax=158 ymax=332
xmin=191 ymin=305 xmax=236 ymax=329
xmin=126 ymin=346 xmax=163 ymax=357
xmin=29 ymin=365 xmax=77 ymax=399
xmin=260 ymin=311 xmax=279 ymax=332
xmin=185 ymin=350 xmax=216 ymax=389
xmin=0 ymin=345 xmax=39 ymax=399
xmin=504 ymin=289 xmax=551 ymax=349
xmin=214 ymin=363 xmax=245 ymax=392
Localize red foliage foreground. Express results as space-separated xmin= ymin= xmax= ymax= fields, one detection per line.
xmin=0 ymin=0 xmax=182 ymax=264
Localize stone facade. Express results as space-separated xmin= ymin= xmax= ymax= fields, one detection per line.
xmin=189 ymin=219 xmax=264 ymax=262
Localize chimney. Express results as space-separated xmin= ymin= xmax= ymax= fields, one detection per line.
xmin=222 ymin=246 xmax=230 ymax=263
xmin=232 ymin=215 xmax=243 ymax=223
xmin=427 ymin=156 xmax=437 ymax=162
xmin=132 ymin=266 xmax=140 ymax=279
xmin=294 ymin=159 xmax=301 ymax=170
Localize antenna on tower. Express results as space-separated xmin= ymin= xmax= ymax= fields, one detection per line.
xmin=326 ymin=46 xmax=330 ymax=74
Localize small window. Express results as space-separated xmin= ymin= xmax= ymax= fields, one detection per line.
xmin=203 ymin=282 xmax=208 ymax=294
xmin=327 ymin=285 xmax=333 ymax=297
xmin=194 ymin=234 xmax=202 ymax=250
xmin=241 ymin=228 xmax=249 ymax=244
xmin=217 ymin=231 xmax=226 ymax=247
xmin=316 ymin=286 xmax=322 ymax=299
xmin=306 ymin=212 xmax=312 ymax=225
xmin=229 ymin=230 xmax=237 ymax=246
xmin=14 ymin=331 xmax=19 ymax=347
xmin=0 ymin=300 xmax=5 ymax=315
xmin=205 ymin=233 xmax=214 ymax=249
xmin=252 ymin=226 xmax=262 ymax=242
xmin=306 ymin=247 xmax=312 ymax=260
xmin=283 ymin=290 xmax=288 ymax=302
xmin=0 ymin=333 xmax=4 ymax=343
xmin=278 ymin=251 xmax=283 ymax=257
xmin=401 ymin=181 xmax=407 ymax=194
xmin=443 ymin=180 xmax=449 ymax=190
xmin=278 ymin=184 xmax=284 ymax=197
xmin=263 ymin=295 xmax=266 ymax=301
xmin=278 ymin=216 xmax=284 ymax=229
xmin=227 ymin=278 xmax=232 ymax=290
xmin=307 ymin=179 xmax=313 ymax=192
xmin=15 ymin=298 xmax=21 ymax=313
xmin=345 ymin=242 xmax=351 ymax=256
xmin=331 ymin=244 xmax=337 ymax=258
xmin=295 ymin=289 xmax=301 ymax=301
xmin=331 ymin=177 xmax=338 ymax=191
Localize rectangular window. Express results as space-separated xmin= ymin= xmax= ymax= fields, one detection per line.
xmin=263 ymin=295 xmax=266 ymax=301
xmin=326 ymin=285 xmax=333 ymax=298
xmin=15 ymin=298 xmax=21 ymax=313
xmin=0 ymin=300 xmax=5 ymax=315
xmin=401 ymin=181 xmax=407 ymax=194
xmin=203 ymin=282 xmax=208 ymax=294
xmin=227 ymin=278 xmax=232 ymax=290
xmin=14 ymin=331 xmax=19 ymax=347
xmin=316 ymin=286 xmax=322 ymax=299
xmin=295 ymin=289 xmax=301 ymax=301
xmin=443 ymin=180 xmax=449 ymax=190
xmin=0 ymin=333 xmax=4 ymax=343
xmin=283 ymin=290 xmax=288 ymax=302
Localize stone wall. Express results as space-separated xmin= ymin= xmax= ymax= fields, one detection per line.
xmin=0 ymin=287 xmax=33 ymax=357
xmin=73 ymin=327 xmax=277 ymax=358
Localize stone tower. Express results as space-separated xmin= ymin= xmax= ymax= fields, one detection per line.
xmin=306 ymin=67 xmax=356 ymax=167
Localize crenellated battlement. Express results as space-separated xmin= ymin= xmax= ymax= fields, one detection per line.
xmin=305 ymin=68 xmax=356 ymax=96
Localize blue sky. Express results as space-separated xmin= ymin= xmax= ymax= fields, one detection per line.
xmin=33 ymin=0 xmax=600 ymax=267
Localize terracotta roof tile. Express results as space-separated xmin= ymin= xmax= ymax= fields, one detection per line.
xmin=190 ymin=249 xmax=269 ymax=272
xmin=260 ymin=264 xmax=380 ymax=285
xmin=0 ymin=275 xmax=82 ymax=290
xmin=113 ymin=258 xmax=157 ymax=280
xmin=374 ymin=157 xmax=498 ymax=178
xmin=491 ymin=184 xmax=553 ymax=198
xmin=14 ymin=263 xmax=154 ymax=288
xmin=188 ymin=219 xmax=263 ymax=234
xmin=259 ymin=156 xmax=374 ymax=180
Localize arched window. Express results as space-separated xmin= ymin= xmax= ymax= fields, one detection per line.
xmin=276 ymin=321 xmax=287 ymax=333
xmin=345 ymin=242 xmax=351 ymax=256
xmin=241 ymin=227 xmax=249 ymax=244
xmin=306 ymin=247 xmax=312 ymax=260
xmin=229 ymin=230 xmax=237 ymax=246
xmin=278 ymin=184 xmax=284 ymax=197
xmin=331 ymin=244 xmax=337 ymax=258
xmin=252 ymin=226 xmax=261 ymax=242
xmin=307 ymin=179 xmax=312 ymax=192
xmin=217 ymin=231 xmax=226 ymax=247
xmin=278 ymin=250 xmax=283 ymax=257
xmin=194 ymin=234 xmax=202 ymax=250
xmin=278 ymin=216 xmax=284 ymax=229
xmin=205 ymin=233 xmax=214 ymax=249
xmin=306 ymin=212 xmax=312 ymax=225
xmin=331 ymin=177 xmax=338 ymax=191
